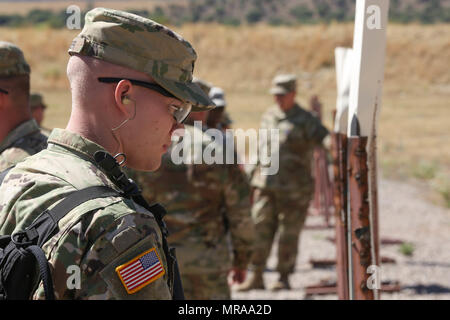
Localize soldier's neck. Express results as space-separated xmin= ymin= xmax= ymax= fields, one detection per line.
xmin=66 ymin=111 xmax=119 ymax=158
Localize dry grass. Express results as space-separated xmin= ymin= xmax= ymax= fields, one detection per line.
xmin=0 ymin=22 xmax=448 ymax=205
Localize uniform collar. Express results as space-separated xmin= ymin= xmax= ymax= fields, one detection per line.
xmin=47 ymin=128 xmax=109 ymax=163
xmin=0 ymin=119 xmax=40 ymax=153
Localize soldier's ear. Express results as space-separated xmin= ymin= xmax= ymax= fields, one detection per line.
xmin=114 ymin=80 xmax=134 ymax=115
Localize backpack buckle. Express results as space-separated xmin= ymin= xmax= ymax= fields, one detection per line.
xmin=10 ymin=228 xmax=38 ymax=247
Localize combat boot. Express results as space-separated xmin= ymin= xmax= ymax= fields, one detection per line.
xmin=234 ymin=270 xmax=265 ymax=291
xmin=269 ymin=274 xmax=291 ymax=291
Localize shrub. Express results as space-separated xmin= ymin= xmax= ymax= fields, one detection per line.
xmin=290 ymin=5 xmax=315 ymax=23
xmin=246 ymin=8 xmax=263 ymax=24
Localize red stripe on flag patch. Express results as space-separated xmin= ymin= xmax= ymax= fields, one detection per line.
xmin=115 ymin=247 xmax=165 ymax=294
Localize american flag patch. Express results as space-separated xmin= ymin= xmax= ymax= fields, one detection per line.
xmin=115 ymin=248 xmax=165 ymax=294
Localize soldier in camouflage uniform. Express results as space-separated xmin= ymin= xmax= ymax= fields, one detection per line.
xmin=237 ymin=74 xmax=329 ymax=291
xmin=207 ymin=86 xmax=230 ymax=131
xmin=189 ymin=77 xmax=212 ymax=130
xmin=130 ymin=79 xmax=254 ymax=300
xmin=0 ymin=8 xmax=214 ymax=299
xmin=29 ymin=93 xmax=51 ymax=136
xmin=0 ymin=42 xmax=48 ymax=171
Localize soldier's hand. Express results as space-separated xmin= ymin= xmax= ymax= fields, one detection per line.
xmin=228 ymin=267 xmax=247 ymax=285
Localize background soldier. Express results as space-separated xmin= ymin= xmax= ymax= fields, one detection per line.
xmin=188 ymin=77 xmax=212 ymax=130
xmin=237 ymin=74 xmax=329 ymax=291
xmin=131 ymin=81 xmax=254 ymax=300
xmin=0 ymin=8 xmax=213 ymax=299
xmin=29 ymin=92 xmax=51 ymax=135
xmin=207 ymin=86 xmax=229 ymax=131
xmin=0 ymin=42 xmax=47 ymax=171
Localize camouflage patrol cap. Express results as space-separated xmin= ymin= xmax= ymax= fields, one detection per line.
xmin=68 ymin=8 xmax=214 ymax=111
xmin=30 ymin=93 xmax=46 ymax=109
xmin=269 ymin=74 xmax=297 ymax=95
xmin=209 ymin=86 xmax=226 ymax=108
xmin=0 ymin=41 xmax=30 ymax=77
xmin=192 ymin=77 xmax=212 ymax=96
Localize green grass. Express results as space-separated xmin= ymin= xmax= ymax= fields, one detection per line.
xmin=399 ymin=243 xmax=415 ymax=257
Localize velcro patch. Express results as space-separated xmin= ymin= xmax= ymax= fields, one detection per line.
xmin=115 ymin=247 xmax=165 ymax=294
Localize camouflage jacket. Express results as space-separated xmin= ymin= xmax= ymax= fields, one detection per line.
xmin=0 ymin=129 xmax=172 ymax=300
xmin=251 ymin=103 xmax=329 ymax=192
xmin=130 ymin=124 xmax=254 ymax=274
xmin=0 ymin=119 xmax=48 ymax=171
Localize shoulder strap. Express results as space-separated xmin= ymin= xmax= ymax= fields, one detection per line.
xmin=26 ymin=245 xmax=55 ymax=300
xmin=14 ymin=186 xmax=122 ymax=248
xmin=8 ymin=186 xmax=122 ymax=300
xmin=130 ymin=194 xmax=185 ymax=300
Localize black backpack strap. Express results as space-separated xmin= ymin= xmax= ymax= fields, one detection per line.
xmin=0 ymin=166 xmax=14 ymax=186
xmin=171 ymin=249 xmax=185 ymax=300
xmin=9 ymin=185 xmax=123 ymax=300
xmin=26 ymin=245 xmax=55 ymax=300
xmin=131 ymin=196 xmax=185 ymax=300
xmin=13 ymin=186 xmax=122 ymax=247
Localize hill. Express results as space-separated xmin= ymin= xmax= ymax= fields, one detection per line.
xmin=0 ymin=0 xmax=450 ymax=26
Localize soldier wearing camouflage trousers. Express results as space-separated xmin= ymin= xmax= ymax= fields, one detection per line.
xmin=238 ymin=74 xmax=329 ymax=291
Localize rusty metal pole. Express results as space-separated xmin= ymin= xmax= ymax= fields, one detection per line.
xmin=369 ymin=134 xmax=380 ymax=266
xmin=311 ymin=96 xmax=323 ymax=217
xmin=347 ymin=135 xmax=374 ymax=300
xmin=310 ymin=96 xmax=334 ymax=225
xmin=369 ymin=132 xmax=381 ymax=299
xmin=331 ymin=131 xmax=349 ymax=300
xmin=312 ymin=148 xmax=322 ymax=215
xmin=320 ymin=147 xmax=334 ymax=227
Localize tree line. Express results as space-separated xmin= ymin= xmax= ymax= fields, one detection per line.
xmin=0 ymin=0 xmax=449 ymax=28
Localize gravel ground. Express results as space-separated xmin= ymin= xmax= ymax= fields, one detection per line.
xmin=231 ymin=178 xmax=450 ymax=300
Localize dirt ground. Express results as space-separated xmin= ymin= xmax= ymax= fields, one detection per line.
xmin=231 ymin=178 xmax=450 ymax=300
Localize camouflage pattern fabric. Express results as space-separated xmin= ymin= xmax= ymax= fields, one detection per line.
xmin=0 ymin=129 xmax=172 ymax=299
xmin=29 ymin=93 xmax=52 ymax=135
xmin=251 ymin=103 xmax=328 ymax=192
xmin=221 ymin=111 xmax=233 ymax=129
xmin=130 ymin=124 xmax=254 ymax=299
xmin=249 ymin=103 xmax=328 ymax=275
xmin=182 ymin=272 xmax=230 ymax=300
xmin=0 ymin=119 xmax=48 ymax=171
xmin=68 ymin=7 xmax=214 ymax=111
xmin=0 ymin=41 xmax=30 ymax=77
xmin=30 ymin=93 xmax=45 ymax=109
xmin=250 ymin=188 xmax=311 ymax=275
xmin=269 ymin=74 xmax=297 ymax=95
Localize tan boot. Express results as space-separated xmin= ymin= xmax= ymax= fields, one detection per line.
xmin=269 ymin=274 xmax=291 ymax=291
xmin=235 ymin=271 xmax=265 ymax=291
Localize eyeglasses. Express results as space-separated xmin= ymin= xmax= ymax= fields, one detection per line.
xmin=0 ymin=88 xmax=8 ymax=94
xmin=98 ymin=77 xmax=191 ymax=124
